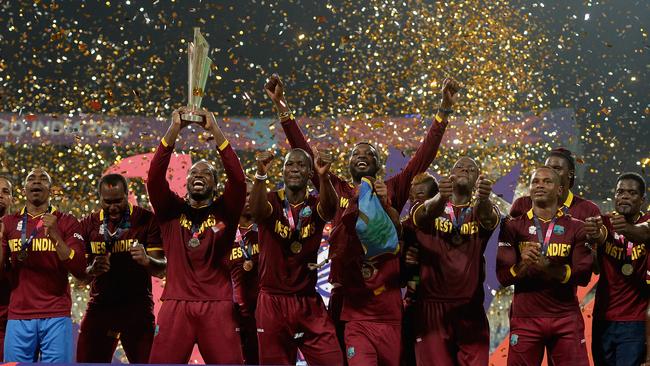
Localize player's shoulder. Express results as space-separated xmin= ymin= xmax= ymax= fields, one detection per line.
xmin=132 ymin=205 xmax=155 ymax=220
xmin=54 ymin=209 xmax=80 ymax=223
xmin=80 ymin=211 xmax=99 ymax=226
xmin=573 ymin=195 xmax=601 ymax=213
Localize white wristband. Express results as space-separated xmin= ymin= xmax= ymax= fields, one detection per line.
xmin=255 ymin=172 xmax=268 ymax=181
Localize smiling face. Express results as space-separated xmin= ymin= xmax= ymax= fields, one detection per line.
xmin=615 ymin=178 xmax=645 ymax=216
xmin=451 ymin=157 xmax=479 ymax=189
xmin=529 ymin=167 xmax=562 ymax=206
xmin=186 ymin=161 xmax=217 ymax=202
xmin=23 ymin=168 xmax=52 ymax=206
xmin=349 ymin=143 xmax=380 ymax=182
xmin=100 ymin=181 xmax=129 ymax=222
xmin=283 ymin=150 xmax=313 ymax=190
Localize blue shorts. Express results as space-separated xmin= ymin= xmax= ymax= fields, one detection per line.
xmin=4 ymin=317 xmax=73 ymax=363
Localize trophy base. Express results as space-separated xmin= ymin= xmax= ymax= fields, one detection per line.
xmin=180 ymin=112 xmax=206 ymax=125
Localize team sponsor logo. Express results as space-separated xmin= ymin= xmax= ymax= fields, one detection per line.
xmin=528 ymin=225 xmax=536 ymax=235
xmin=293 ymin=332 xmax=304 ymax=339
xmin=74 ymin=233 xmax=84 ymax=241
xmin=257 ymin=328 xmax=265 ymax=333
xmin=16 ymin=221 xmax=23 ymax=232
xmin=99 ymin=225 xmax=105 ymax=235
xmin=347 ymin=346 xmax=356 ymax=359
xmin=498 ymin=241 xmax=512 ymax=247
xmin=553 ymin=225 xmax=565 ymax=235
xmin=510 ymin=334 xmax=519 ymax=346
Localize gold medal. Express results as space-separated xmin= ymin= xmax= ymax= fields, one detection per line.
xmin=188 ymin=237 xmax=200 ymax=248
xmin=243 ymin=260 xmax=254 ymax=272
xmin=290 ymin=241 xmax=303 ymax=254
xmin=17 ymin=251 xmax=28 ymax=261
xmin=621 ymin=263 xmax=634 ymax=276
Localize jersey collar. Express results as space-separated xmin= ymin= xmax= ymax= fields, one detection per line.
xmin=526 ymin=207 xmax=565 ymax=222
xmin=20 ymin=205 xmax=57 ymax=218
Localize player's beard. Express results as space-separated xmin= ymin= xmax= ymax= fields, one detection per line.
xmin=189 ymin=188 xmax=214 ymax=202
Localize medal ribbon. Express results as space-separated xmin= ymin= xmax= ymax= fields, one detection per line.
xmin=532 ymin=214 xmax=558 ymax=256
xmin=20 ymin=206 xmax=52 ymax=253
xmin=617 ymin=234 xmax=634 ymax=263
xmin=446 ymin=202 xmax=471 ymax=234
xmin=236 ymin=228 xmax=251 ymax=260
xmin=283 ymin=198 xmax=305 ymax=240
xmin=102 ymin=209 xmax=131 ymax=253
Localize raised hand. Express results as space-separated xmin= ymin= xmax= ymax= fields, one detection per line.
xmin=171 ymin=106 xmax=194 ymax=129
xmin=313 ymin=148 xmax=333 ymax=177
xmin=475 ymin=175 xmax=493 ymax=201
xmin=255 ymin=151 xmax=275 ymax=176
xmin=438 ymin=175 xmax=455 ymax=200
xmin=440 ymin=77 xmax=460 ymax=110
xmin=42 ymin=213 xmax=62 ymax=242
xmin=264 ymin=74 xmax=289 ymax=111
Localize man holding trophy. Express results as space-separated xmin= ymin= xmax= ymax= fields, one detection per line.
xmin=146 ymin=29 xmax=247 ymax=364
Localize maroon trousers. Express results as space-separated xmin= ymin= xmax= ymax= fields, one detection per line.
xmin=507 ymin=312 xmax=589 ymax=366
xmin=256 ymin=291 xmax=343 ymax=365
xmin=148 ymin=300 xmax=243 ymax=364
xmin=414 ymin=301 xmax=489 ymax=366
xmin=76 ymin=304 xmax=154 ymax=363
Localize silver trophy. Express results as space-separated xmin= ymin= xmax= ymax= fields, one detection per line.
xmin=181 ymin=28 xmax=212 ymax=124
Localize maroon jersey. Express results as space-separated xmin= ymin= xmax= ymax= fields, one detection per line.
xmin=230 ymin=224 xmax=260 ymax=308
xmin=80 ymin=205 xmax=163 ymax=311
xmin=412 ymin=201 xmax=500 ymax=303
xmin=496 ymin=209 xmax=593 ymax=317
xmin=146 ymin=140 xmax=246 ymax=301
xmin=594 ymin=212 xmax=650 ymax=321
xmin=281 ymin=115 xmax=448 ymax=322
xmin=510 ymin=190 xmax=601 ymax=221
xmin=1 ymin=208 xmax=86 ymax=319
xmin=257 ymin=190 xmax=327 ymax=295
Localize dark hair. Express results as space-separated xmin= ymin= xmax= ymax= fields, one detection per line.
xmin=547 ymin=147 xmax=576 ymax=187
xmin=192 ymin=160 xmax=220 ymax=183
xmin=98 ymin=174 xmax=129 ymax=195
xmin=616 ymin=172 xmax=646 ymax=198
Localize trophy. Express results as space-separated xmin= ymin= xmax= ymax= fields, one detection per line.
xmin=181 ymin=27 xmax=212 ymax=125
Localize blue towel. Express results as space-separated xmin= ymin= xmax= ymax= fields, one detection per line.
xmin=355 ymin=177 xmax=400 ymax=259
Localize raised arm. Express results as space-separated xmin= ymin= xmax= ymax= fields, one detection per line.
xmin=250 ymin=151 xmax=275 ymax=222
xmin=313 ymin=149 xmax=338 ymax=221
xmin=201 ymin=111 xmax=246 ymax=220
xmin=266 ymin=74 xmax=346 ymax=192
xmin=388 ymin=78 xmax=458 ymax=211
xmin=413 ymin=176 xmax=453 ymax=228
xmin=475 ymin=175 xmax=500 ymax=229
xmin=146 ymin=107 xmax=189 ymax=218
